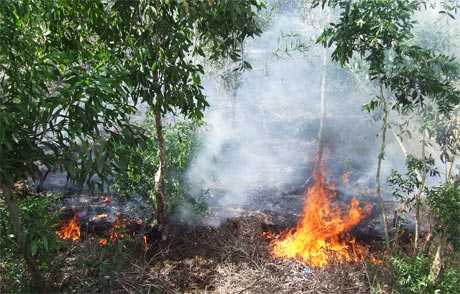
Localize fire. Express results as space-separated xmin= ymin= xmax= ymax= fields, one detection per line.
xmin=100 ymin=196 xmax=111 ymax=203
xmin=56 ymin=212 xmax=147 ymax=245
xmin=89 ymin=213 xmax=108 ymax=222
xmin=109 ymin=213 xmax=127 ymax=242
xmin=271 ymin=164 xmax=371 ymax=267
xmin=56 ymin=214 xmax=81 ymax=241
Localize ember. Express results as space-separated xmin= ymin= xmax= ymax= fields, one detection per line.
xmin=100 ymin=196 xmax=111 ymax=203
xmin=271 ymin=162 xmax=372 ymax=267
xmin=56 ymin=214 xmax=81 ymax=241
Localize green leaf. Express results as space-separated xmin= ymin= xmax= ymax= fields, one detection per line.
xmin=31 ymin=241 xmax=38 ymax=256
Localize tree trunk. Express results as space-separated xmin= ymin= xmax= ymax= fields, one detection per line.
xmin=154 ymin=111 xmax=167 ymax=231
xmin=414 ymin=131 xmax=427 ymax=255
xmin=429 ymin=235 xmax=448 ymax=284
xmin=316 ymin=46 xmax=328 ymax=165
xmin=303 ymin=46 xmax=328 ymax=189
xmin=1 ymin=183 xmax=50 ymax=293
xmin=376 ymin=84 xmax=391 ymax=252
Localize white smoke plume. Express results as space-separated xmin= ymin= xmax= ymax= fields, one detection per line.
xmin=183 ymin=2 xmax=458 ymax=226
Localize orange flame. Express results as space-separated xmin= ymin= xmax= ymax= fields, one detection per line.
xmin=56 ymin=214 xmax=81 ymax=241
xmin=109 ymin=214 xmax=127 ymax=242
xmin=99 ymin=238 xmax=108 ymax=245
xmin=100 ymin=196 xmax=111 ymax=203
xmin=271 ymin=164 xmax=371 ymax=267
xmin=89 ymin=213 xmax=108 ymax=222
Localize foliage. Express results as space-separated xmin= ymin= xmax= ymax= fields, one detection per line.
xmin=388 ymin=155 xmax=438 ymax=205
xmin=0 ymin=0 xmax=263 ymax=201
xmin=0 ymin=190 xmax=62 ymax=292
xmin=391 ymin=254 xmax=460 ymax=294
xmin=0 ymin=0 xmax=149 ymax=195
xmin=435 ymin=258 xmax=460 ymax=294
xmin=391 ymin=255 xmax=432 ymax=294
xmin=0 ymin=248 xmax=32 ymax=293
xmin=57 ymin=238 xmax=136 ymax=293
xmin=96 ymin=0 xmax=263 ymax=118
xmin=111 ymin=118 xmax=206 ymax=214
xmin=426 ymin=180 xmax=460 ymax=251
xmin=313 ymin=0 xmax=460 ymax=115
xmin=0 ymin=202 xmax=32 ymax=293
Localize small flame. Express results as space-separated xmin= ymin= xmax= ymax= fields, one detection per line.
xmin=89 ymin=213 xmax=108 ymax=222
xmin=100 ymin=196 xmax=111 ymax=203
xmin=56 ymin=214 xmax=81 ymax=241
xmin=271 ymin=163 xmax=371 ymax=267
xmin=109 ymin=214 xmax=127 ymax=242
xmin=143 ymin=235 xmax=148 ymax=246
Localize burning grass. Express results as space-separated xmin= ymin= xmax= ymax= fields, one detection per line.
xmin=271 ymin=163 xmax=374 ymax=267
xmin=51 ymin=214 xmax=379 ymax=293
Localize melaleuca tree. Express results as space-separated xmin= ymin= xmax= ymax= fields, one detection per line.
xmin=96 ymin=0 xmax=263 ymax=229
xmin=312 ymin=0 xmax=460 ymax=252
xmin=0 ymin=1 xmax=148 ymax=291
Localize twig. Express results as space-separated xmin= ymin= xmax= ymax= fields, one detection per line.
xmin=361 ymin=260 xmax=372 ymax=291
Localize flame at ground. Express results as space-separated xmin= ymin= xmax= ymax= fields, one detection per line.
xmin=271 ymin=165 xmax=372 ymax=267
xmin=56 ymin=211 xmax=149 ymax=246
xmin=56 ymin=214 xmax=81 ymax=241
xmin=89 ymin=213 xmax=108 ymax=222
xmin=109 ymin=213 xmax=127 ymax=243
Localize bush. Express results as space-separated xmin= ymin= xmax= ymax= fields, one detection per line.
xmin=0 ymin=190 xmax=62 ymax=292
xmin=391 ymin=255 xmax=431 ymax=294
xmin=111 ymin=117 xmax=207 ymax=217
xmin=391 ymin=254 xmax=460 ymax=294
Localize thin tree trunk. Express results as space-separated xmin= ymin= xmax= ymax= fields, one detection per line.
xmin=429 ymin=234 xmax=448 ymax=284
xmin=391 ymin=128 xmax=423 ymax=182
xmin=376 ymin=83 xmax=391 ymax=252
xmin=1 ymin=183 xmax=50 ymax=293
xmin=304 ymin=46 xmax=327 ymax=189
xmin=154 ymin=111 xmax=166 ymax=231
xmin=316 ymin=46 xmax=328 ymax=165
xmin=414 ymin=131 xmax=427 ymax=255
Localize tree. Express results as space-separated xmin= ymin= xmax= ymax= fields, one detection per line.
xmin=312 ymin=0 xmax=460 ymax=252
xmin=0 ymin=1 xmax=150 ymax=291
xmin=97 ymin=0 xmax=263 ymax=229
xmin=1 ymin=0 xmax=263 ymax=289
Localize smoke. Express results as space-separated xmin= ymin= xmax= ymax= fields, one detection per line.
xmin=180 ymin=7 xmax=362 ymax=226
xmin=182 ymin=2 xmax=458 ymax=226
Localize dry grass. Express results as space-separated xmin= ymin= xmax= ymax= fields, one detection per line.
xmin=106 ymin=214 xmax=376 ymax=294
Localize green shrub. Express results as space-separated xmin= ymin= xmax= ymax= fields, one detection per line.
xmin=391 ymin=255 xmax=431 ymax=294
xmin=111 ymin=117 xmax=207 ymax=216
xmin=0 ymin=191 xmax=62 ymax=292
xmin=391 ymin=254 xmax=460 ymax=294
xmin=426 ymin=182 xmax=460 ymax=251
